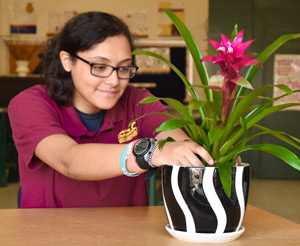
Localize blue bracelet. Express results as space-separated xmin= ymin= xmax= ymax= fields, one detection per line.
xmin=120 ymin=144 xmax=140 ymax=177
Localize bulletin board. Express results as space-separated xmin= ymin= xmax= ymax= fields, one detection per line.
xmin=158 ymin=2 xmax=185 ymax=36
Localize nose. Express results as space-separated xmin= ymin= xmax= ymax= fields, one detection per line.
xmin=105 ymin=70 xmax=119 ymax=86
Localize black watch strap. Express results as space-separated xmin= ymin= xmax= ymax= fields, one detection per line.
xmin=136 ymin=155 xmax=151 ymax=169
xmin=133 ymin=138 xmax=156 ymax=170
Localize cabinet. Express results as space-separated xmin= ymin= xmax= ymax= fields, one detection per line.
xmin=132 ymin=39 xmax=192 ymax=103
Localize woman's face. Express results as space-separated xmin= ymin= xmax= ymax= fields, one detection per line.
xmin=65 ymin=35 xmax=133 ymax=114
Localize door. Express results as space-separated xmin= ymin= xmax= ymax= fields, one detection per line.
xmin=209 ymin=0 xmax=300 ymax=178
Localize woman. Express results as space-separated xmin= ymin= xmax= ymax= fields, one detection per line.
xmin=8 ymin=11 xmax=213 ymax=208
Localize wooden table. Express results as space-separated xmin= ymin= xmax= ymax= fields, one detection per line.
xmin=0 ymin=205 xmax=299 ymax=245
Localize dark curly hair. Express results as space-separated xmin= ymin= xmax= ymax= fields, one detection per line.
xmin=41 ymin=11 xmax=134 ymax=106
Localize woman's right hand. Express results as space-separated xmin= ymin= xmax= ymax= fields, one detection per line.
xmin=152 ymin=139 xmax=214 ymax=168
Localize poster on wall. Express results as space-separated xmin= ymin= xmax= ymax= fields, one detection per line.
xmin=46 ymin=10 xmax=77 ymax=36
xmin=122 ymin=11 xmax=148 ymax=38
xmin=9 ymin=0 xmax=37 ymax=34
xmin=273 ymin=54 xmax=300 ymax=111
xmin=158 ymin=2 xmax=184 ymax=36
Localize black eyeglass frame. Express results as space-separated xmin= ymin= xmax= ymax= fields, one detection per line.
xmin=73 ymin=54 xmax=139 ymax=79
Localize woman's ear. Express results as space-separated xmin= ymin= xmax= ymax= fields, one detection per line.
xmin=60 ymin=51 xmax=73 ymax=72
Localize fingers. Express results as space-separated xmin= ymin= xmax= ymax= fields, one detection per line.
xmin=235 ymin=155 xmax=242 ymax=166
xmin=152 ymin=140 xmax=214 ymax=168
xmin=190 ymin=143 xmax=214 ymax=166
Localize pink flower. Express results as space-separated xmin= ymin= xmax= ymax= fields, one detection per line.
xmin=202 ymin=30 xmax=260 ymax=84
xmin=201 ymin=30 xmax=261 ymax=121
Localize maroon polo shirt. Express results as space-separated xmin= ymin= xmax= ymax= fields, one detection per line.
xmin=8 ymin=85 xmax=168 ymax=208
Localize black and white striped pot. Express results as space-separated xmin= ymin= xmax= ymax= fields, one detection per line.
xmin=162 ymin=163 xmax=250 ymax=234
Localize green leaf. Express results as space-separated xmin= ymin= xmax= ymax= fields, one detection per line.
xmin=154 ymin=118 xmax=190 ymax=133
xmin=247 ymin=103 xmax=300 ymax=128
xmin=133 ymin=51 xmax=199 ymax=101
xmin=191 ymin=84 xmax=223 ymax=90
xmin=203 ymin=101 xmax=217 ymax=122
xmin=195 ymin=124 xmax=211 ymax=151
xmin=237 ymin=77 xmax=253 ymax=90
xmin=222 ymin=102 xmax=300 ymax=155
xmin=218 ymin=144 xmax=300 ymax=172
xmin=220 ymin=84 xmax=299 ymax=155
xmin=162 ymin=9 xmax=212 ymax=102
xmin=247 ymin=124 xmax=300 ymax=150
xmin=217 ymin=160 xmax=235 ymax=198
xmin=251 ymin=144 xmax=300 ymax=171
xmin=220 ymin=85 xmax=270 ymax=150
xmin=212 ymin=90 xmax=223 ymax=118
xmin=128 ymin=111 xmax=174 ymax=127
xmin=246 ymin=86 xmax=297 ymax=120
xmin=218 ymin=142 xmax=300 ymax=197
xmin=158 ymin=137 xmax=175 ymax=149
xmin=231 ymin=24 xmax=238 ymax=41
xmin=275 ymin=84 xmax=293 ymax=95
xmin=188 ymin=99 xmax=206 ymax=113
xmin=139 ymin=96 xmax=201 ymax=140
xmin=256 ymin=96 xmax=275 ymax=101
xmin=240 ymin=116 xmax=247 ymax=147
xmin=208 ymin=124 xmax=225 ymax=144
xmin=235 ymin=33 xmax=300 ymax=100
xmin=138 ymin=96 xmax=161 ymax=104
xmin=240 ymin=116 xmax=247 ymax=133
xmin=185 ymin=123 xmax=201 ymax=142
xmin=255 ymin=125 xmax=300 ymax=144
xmin=139 ymin=96 xmax=195 ymax=123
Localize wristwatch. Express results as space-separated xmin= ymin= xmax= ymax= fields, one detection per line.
xmin=133 ymin=138 xmax=156 ymax=169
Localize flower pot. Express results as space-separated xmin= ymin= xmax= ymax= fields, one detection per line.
xmin=16 ymin=60 xmax=30 ymax=77
xmin=161 ymin=163 xmax=250 ymax=243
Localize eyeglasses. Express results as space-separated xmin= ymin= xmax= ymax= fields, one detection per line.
xmin=74 ymin=54 xmax=138 ymax=79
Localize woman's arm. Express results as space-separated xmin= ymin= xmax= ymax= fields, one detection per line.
xmin=35 ymin=134 xmax=126 ymax=180
xmin=35 ymin=129 xmax=214 ymax=181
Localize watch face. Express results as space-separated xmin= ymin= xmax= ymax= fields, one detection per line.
xmin=134 ymin=139 xmax=150 ymax=156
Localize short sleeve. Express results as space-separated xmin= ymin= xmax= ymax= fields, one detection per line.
xmin=8 ymin=87 xmax=68 ymax=169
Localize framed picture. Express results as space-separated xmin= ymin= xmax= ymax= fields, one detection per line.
xmin=273 ymin=54 xmax=300 ymax=110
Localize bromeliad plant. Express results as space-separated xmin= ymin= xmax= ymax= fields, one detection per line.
xmin=132 ymin=9 xmax=300 ymax=197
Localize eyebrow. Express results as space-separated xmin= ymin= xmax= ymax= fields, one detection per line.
xmin=91 ymin=56 xmax=133 ymax=64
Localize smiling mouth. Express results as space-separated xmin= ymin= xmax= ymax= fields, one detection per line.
xmin=98 ymin=89 xmax=118 ymax=96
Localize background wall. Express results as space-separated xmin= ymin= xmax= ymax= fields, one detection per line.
xmin=0 ymin=0 xmax=209 ymax=80
xmin=209 ymin=0 xmax=300 ymax=179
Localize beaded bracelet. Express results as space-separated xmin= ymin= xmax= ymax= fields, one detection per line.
xmin=120 ymin=144 xmax=140 ymax=177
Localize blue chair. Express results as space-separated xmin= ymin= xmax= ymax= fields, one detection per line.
xmin=147 ymin=170 xmax=163 ymax=206
xmin=0 ymin=108 xmax=7 ymax=187
xmin=17 ymin=187 xmax=21 ymax=208
xmin=0 ymin=108 xmax=19 ymax=187
xmin=148 ymin=174 xmax=156 ymax=206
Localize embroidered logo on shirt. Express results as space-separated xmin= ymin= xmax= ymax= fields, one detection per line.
xmin=118 ymin=121 xmax=138 ymax=143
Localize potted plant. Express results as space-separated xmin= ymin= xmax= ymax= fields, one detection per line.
xmin=132 ymin=9 xmax=300 ymax=243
